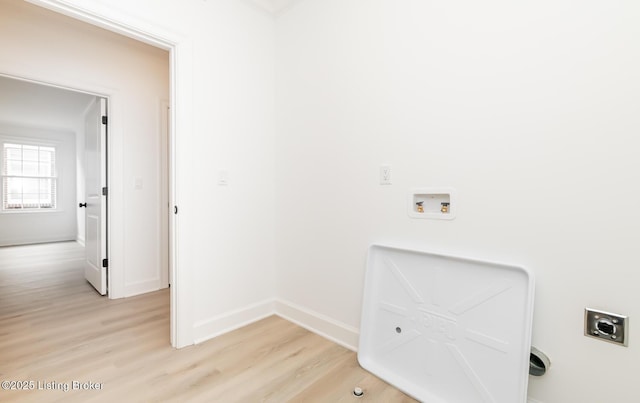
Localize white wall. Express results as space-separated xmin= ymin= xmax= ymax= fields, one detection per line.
xmin=0 ymin=123 xmax=77 ymax=246
xmin=275 ymin=1 xmax=640 ymax=402
xmin=0 ymin=1 xmax=170 ymax=297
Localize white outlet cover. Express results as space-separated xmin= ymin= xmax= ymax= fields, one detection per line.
xmin=380 ymin=165 xmax=392 ymax=185
xmin=218 ymin=170 xmax=229 ymax=186
xmin=358 ymin=245 xmax=535 ymax=403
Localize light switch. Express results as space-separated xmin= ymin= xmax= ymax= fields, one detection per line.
xmin=134 ymin=177 xmax=143 ymax=190
xmin=380 ymin=165 xmax=392 ymax=185
xmin=218 ymin=170 xmax=229 ymax=186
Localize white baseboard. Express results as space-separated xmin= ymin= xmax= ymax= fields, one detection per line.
xmin=0 ymin=235 xmax=76 ymax=247
xmin=190 ymin=298 xmax=359 ymax=350
xmin=189 ymin=298 xmax=544 ymax=403
xmin=274 ymin=299 xmax=359 ymax=352
xmin=76 ymin=238 xmax=85 ymax=247
xmin=124 ymin=278 xmax=162 ymax=298
xmin=193 ymin=299 xmax=275 ymax=344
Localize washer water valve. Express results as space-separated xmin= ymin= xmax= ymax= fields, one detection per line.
xmin=584 ymin=308 xmax=628 ymax=346
xmin=440 ymin=202 xmax=450 ymax=213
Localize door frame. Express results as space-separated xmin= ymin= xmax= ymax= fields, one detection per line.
xmin=20 ymin=0 xmax=194 ymax=348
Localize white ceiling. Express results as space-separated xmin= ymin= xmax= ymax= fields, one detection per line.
xmin=249 ymin=0 xmax=301 ymax=16
xmin=0 ymin=75 xmax=96 ymax=129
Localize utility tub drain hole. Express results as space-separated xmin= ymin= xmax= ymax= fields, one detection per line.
xmin=395 ymin=327 xmax=402 ymax=334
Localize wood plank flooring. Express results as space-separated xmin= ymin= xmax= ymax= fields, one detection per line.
xmin=0 ymin=242 xmax=416 ymax=402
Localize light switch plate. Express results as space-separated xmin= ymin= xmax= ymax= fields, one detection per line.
xmin=218 ymin=170 xmax=229 ymax=186
xmin=585 ymin=308 xmax=628 ymax=346
xmin=380 ymin=165 xmax=392 ymax=185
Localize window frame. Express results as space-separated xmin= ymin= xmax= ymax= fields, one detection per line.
xmin=0 ymin=137 xmax=61 ymax=214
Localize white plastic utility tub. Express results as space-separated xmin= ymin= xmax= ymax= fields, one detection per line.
xmin=358 ymin=245 xmax=535 ymax=403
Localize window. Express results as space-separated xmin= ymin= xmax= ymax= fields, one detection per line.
xmin=2 ymin=143 xmax=57 ymax=210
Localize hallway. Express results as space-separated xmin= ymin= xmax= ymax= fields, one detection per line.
xmin=0 ymin=241 xmax=170 ymax=401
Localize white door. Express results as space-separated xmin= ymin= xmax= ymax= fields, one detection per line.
xmin=83 ymin=97 xmax=108 ymax=295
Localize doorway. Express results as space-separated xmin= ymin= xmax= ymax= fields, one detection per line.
xmin=0 ymin=73 xmax=170 ymax=297
xmin=0 ymin=0 xmax=175 ymax=343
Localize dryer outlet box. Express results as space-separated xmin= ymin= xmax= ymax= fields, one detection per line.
xmin=585 ymin=308 xmax=628 ymax=346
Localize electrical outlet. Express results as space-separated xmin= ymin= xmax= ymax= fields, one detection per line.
xmin=380 ymin=165 xmax=392 ymax=185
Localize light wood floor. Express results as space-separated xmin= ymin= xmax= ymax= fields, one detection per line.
xmin=0 ymin=242 xmax=416 ymax=402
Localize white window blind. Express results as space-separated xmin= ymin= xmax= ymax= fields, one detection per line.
xmin=2 ymin=143 xmax=57 ymax=210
